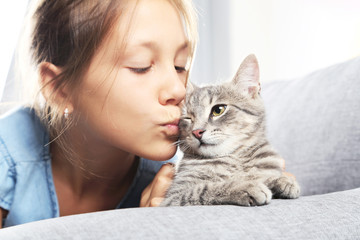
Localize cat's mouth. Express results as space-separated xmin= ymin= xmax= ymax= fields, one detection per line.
xmin=198 ymin=140 xmax=216 ymax=147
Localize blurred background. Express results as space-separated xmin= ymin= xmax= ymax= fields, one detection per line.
xmin=191 ymin=0 xmax=360 ymax=84
xmin=1 ymin=0 xmax=360 ymax=101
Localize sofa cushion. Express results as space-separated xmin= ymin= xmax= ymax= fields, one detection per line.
xmin=1 ymin=188 xmax=359 ymax=239
xmin=262 ymin=57 xmax=360 ymax=196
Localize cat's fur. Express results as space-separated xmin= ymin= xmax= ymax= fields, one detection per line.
xmin=161 ymin=54 xmax=300 ymax=207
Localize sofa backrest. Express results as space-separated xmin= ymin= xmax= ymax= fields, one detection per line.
xmin=262 ymin=57 xmax=360 ymax=196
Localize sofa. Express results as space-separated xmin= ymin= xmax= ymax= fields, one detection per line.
xmin=0 ymin=57 xmax=359 ymax=239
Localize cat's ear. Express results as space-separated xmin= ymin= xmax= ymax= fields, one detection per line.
xmin=232 ymin=54 xmax=260 ymax=98
xmin=186 ymin=81 xmax=197 ymax=94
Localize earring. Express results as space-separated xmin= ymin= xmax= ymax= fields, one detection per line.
xmin=64 ymin=108 xmax=69 ymax=119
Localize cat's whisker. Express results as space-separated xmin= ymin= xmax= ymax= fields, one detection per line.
xmin=180 ymin=143 xmax=190 ymax=151
xmin=172 ymin=140 xmax=181 ymax=146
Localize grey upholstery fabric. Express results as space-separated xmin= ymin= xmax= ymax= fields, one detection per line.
xmin=262 ymin=57 xmax=360 ymax=196
xmin=0 ymin=57 xmax=359 ymax=239
xmin=0 ymin=189 xmax=359 ymax=239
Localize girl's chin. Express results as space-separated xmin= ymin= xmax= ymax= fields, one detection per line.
xmin=142 ymin=145 xmax=177 ymax=161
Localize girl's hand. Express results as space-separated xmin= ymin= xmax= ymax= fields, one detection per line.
xmin=140 ymin=163 xmax=174 ymax=207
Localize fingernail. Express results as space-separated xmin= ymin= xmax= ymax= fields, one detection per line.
xmin=164 ymin=162 xmax=175 ymax=167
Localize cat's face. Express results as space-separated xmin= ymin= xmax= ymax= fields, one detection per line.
xmin=179 ymin=54 xmax=265 ymax=158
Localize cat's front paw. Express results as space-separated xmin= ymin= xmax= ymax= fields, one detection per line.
xmin=237 ymin=183 xmax=272 ymax=206
xmin=271 ymin=175 xmax=300 ymax=199
xmin=159 ymin=197 xmax=178 ymax=207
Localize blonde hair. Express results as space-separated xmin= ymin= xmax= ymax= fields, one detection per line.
xmin=24 ymin=0 xmax=198 ymax=166
xmin=170 ymin=0 xmax=198 ymax=80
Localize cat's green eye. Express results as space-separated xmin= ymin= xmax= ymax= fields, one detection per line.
xmin=211 ymin=105 xmax=227 ymax=117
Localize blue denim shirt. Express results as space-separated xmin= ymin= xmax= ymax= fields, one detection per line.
xmin=0 ymin=107 xmax=178 ymax=228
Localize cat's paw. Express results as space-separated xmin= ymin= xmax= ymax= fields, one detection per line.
xmin=272 ymin=176 xmax=300 ymax=199
xmin=159 ymin=196 xmax=180 ymax=207
xmin=159 ymin=198 xmax=171 ymax=207
xmin=236 ymin=183 xmax=272 ymax=206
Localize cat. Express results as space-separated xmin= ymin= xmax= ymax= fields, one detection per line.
xmin=161 ymin=54 xmax=300 ymax=207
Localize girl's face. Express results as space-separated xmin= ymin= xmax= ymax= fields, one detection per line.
xmin=74 ymin=0 xmax=189 ymax=160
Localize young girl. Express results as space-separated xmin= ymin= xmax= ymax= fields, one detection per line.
xmin=0 ymin=0 xmax=197 ymax=228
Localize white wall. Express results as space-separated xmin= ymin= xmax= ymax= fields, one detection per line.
xmin=192 ymin=0 xmax=360 ymax=84
xmin=0 ymin=1 xmax=28 ymax=101
xmin=191 ymin=0 xmax=231 ymax=85
xmin=229 ymin=0 xmax=360 ymax=82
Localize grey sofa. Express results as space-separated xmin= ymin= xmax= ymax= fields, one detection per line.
xmin=0 ymin=57 xmax=359 ymax=239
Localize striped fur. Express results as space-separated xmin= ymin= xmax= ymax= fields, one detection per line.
xmin=161 ymin=55 xmax=300 ymax=207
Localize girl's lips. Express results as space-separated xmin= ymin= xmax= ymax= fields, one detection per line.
xmin=162 ymin=119 xmax=180 ymax=136
xmin=164 ymin=124 xmax=179 ymax=136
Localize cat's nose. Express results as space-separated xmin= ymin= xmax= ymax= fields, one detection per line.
xmin=192 ymin=129 xmax=206 ymax=140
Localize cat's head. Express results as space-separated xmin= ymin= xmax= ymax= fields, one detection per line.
xmin=179 ymin=54 xmax=266 ymax=158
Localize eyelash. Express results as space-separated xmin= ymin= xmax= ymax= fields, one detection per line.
xmin=129 ymin=66 xmax=187 ymax=74
xmin=175 ymin=66 xmax=187 ymax=73
xmin=129 ymin=67 xmax=151 ymax=74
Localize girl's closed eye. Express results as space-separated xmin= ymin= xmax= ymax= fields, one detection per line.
xmin=175 ymin=66 xmax=187 ymax=73
xmin=128 ymin=66 xmax=152 ymax=74
xmin=129 ymin=66 xmax=187 ymax=74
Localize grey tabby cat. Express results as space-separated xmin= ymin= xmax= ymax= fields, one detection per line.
xmin=161 ymin=54 xmax=300 ymax=207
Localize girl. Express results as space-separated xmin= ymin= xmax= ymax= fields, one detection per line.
xmin=0 ymin=0 xmax=197 ymax=228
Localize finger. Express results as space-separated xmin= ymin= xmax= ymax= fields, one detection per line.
xmin=158 ymin=163 xmax=175 ymax=178
xmin=141 ymin=164 xmax=173 ymax=200
xmin=140 ymin=183 xmax=152 ymax=207
xmin=148 ymin=164 xmax=174 ymax=201
xmin=140 ymin=163 xmax=175 ymax=207
xmin=149 ymin=197 xmax=164 ymax=207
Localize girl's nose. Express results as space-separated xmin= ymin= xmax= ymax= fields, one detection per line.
xmin=159 ymin=67 xmax=186 ymax=106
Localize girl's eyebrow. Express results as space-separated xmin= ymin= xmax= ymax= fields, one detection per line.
xmin=177 ymin=41 xmax=189 ymax=50
xmin=176 ymin=41 xmax=189 ymax=54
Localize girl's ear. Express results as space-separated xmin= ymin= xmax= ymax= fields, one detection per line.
xmin=39 ymin=62 xmax=74 ymax=113
xmin=232 ymin=54 xmax=261 ymax=98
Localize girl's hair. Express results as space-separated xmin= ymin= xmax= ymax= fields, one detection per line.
xmin=24 ymin=0 xmax=198 ymax=166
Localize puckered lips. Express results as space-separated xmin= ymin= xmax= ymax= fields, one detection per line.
xmin=161 ymin=119 xmax=180 ymax=136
